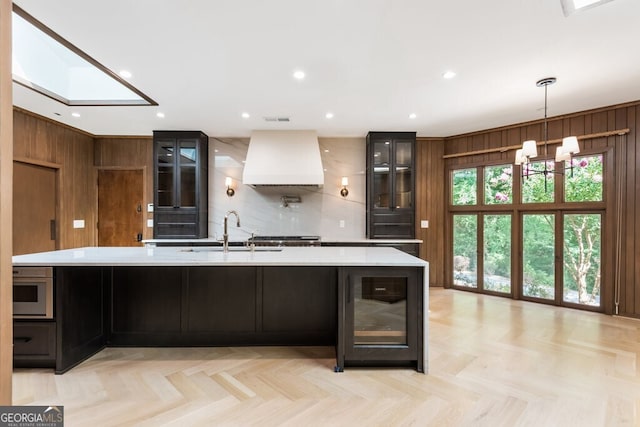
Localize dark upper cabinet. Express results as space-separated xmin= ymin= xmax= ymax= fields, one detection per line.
xmin=153 ymin=130 xmax=208 ymax=239
xmin=366 ymin=132 xmax=416 ymax=239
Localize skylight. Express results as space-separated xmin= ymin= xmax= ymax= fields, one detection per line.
xmin=11 ymin=5 xmax=156 ymax=106
xmin=560 ymin=0 xmax=617 ymax=16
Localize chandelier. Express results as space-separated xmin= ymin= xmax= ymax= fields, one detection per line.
xmin=514 ymin=77 xmax=580 ymax=190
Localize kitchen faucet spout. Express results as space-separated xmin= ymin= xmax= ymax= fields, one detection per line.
xmin=223 ymin=210 xmax=241 ymax=252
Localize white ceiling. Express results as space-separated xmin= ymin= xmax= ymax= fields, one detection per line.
xmin=11 ymin=0 xmax=640 ymax=138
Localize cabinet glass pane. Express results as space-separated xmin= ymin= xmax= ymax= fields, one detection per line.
xmin=395 ymin=141 xmax=412 ymax=165
xmin=395 ymin=167 xmax=412 ymax=208
xmin=373 ymin=141 xmax=390 ymax=166
xmin=180 ymin=166 xmax=196 ymax=207
xmin=156 ymin=166 xmax=174 ymax=206
xmin=372 ymin=141 xmax=391 ymax=208
xmin=178 ymin=146 xmax=196 ymax=166
xmin=354 ymin=277 xmax=407 ymax=345
xmin=157 ymin=142 xmax=175 ymax=165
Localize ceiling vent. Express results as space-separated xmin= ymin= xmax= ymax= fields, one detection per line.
xmin=263 ymin=116 xmax=290 ymax=122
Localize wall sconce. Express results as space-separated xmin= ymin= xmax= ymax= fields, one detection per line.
xmin=225 ymin=177 xmax=235 ymax=197
xmin=340 ymin=177 xmax=349 ymax=197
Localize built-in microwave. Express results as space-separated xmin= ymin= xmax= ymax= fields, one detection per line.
xmin=13 ymin=267 xmax=53 ymax=319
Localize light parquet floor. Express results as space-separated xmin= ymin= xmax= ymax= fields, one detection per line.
xmin=12 ymin=288 xmax=640 ymax=426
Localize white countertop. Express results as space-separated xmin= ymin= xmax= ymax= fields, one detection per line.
xmin=142 ymin=238 xmax=423 ymax=245
xmin=12 ymin=246 xmax=428 ymax=267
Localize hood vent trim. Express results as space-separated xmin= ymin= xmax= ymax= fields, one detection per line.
xmin=242 ymin=130 xmax=325 ymax=187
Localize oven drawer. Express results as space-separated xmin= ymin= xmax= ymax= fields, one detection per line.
xmin=13 ymin=321 xmax=56 ymax=361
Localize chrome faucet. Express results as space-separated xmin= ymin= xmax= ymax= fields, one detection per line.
xmin=223 ymin=210 xmax=241 ymax=252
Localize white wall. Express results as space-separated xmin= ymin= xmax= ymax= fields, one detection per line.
xmin=208 ymin=136 xmax=366 ymax=241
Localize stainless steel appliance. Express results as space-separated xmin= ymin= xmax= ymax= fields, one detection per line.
xmin=250 ymin=235 xmax=321 ymax=247
xmin=13 ymin=266 xmax=53 ymax=319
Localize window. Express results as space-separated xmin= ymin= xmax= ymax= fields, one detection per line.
xmin=449 ymin=150 xmax=606 ymax=311
xmin=484 ymin=165 xmax=513 ymax=204
xmin=483 ymin=215 xmax=512 ymax=293
xmin=452 ymin=169 xmax=477 ymax=205
xmin=563 ymin=214 xmax=601 ymax=306
xmin=453 ymin=215 xmax=477 ymax=288
xmin=564 ymin=155 xmax=603 ymax=202
xmin=522 ymin=160 xmax=555 ymax=203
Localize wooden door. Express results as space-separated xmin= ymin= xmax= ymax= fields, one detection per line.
xmin=13 ymin=162 xmax=57 ymax=255
xmin=98 ymin=169 xmax=144 ymax=246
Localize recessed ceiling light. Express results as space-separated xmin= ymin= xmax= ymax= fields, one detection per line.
xmin=325 ymin=112 xmax=334 ymax=119
xmin=119 ymin=70 xmax=132 ymax=79
xmin=293 ymin=70 xmax=305 ymax=80
xmin=156 ymin=112 xmax=165 ymax=118
xmin=443 ymin=71 xmax=456 ymax=79
xmin=324 ymin=149 xmax=330 ymax=153
xmin=71 ymin=112 xmax=80 ymax=118
xmin=241 ymin=112 xmax=250 ymax=119
xmin=409 ymin=113 xmax=417 ymax=119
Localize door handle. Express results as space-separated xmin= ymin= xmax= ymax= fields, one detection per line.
xmin=14 ymin=336 xmax=32 ymax=343
xmin=136 ymin=233 xmax=143 ymax=242
xmin=137 ymin=204 xmax=142 ymax=213
xmin=50 ymin=220 xmax=56 ymax=240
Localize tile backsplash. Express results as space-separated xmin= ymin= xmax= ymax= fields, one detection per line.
xmin=209 ymin=136 xmax=366 ymax=241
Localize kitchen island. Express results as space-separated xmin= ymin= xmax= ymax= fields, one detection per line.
xmin=13 ymin=246 xmax=428 ymax=374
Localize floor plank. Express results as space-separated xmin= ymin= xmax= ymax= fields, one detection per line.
xmin=12 ymin=288 xmax=640 ymax=426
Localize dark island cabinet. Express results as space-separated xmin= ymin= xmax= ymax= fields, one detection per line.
xmin=56 ymin=267 xmax=109 ymax=374
xmin=262 ymin=267 xmax=337 ymax=344
xmin=110 ymin=267 xmax=183 ymax=342
xmin=186 ymin=267 xmax=257 ymax=333
xmin=336 ymin=267 xmax=423 ymax=372
xmin=108 ymin=266 xmax=337 ymax=346
xmin=366 ymin=132 xmax=416 ymax=239
xmin=153 ymin=130 xmax=208 ymax=239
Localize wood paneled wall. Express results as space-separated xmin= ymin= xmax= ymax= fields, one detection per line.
xmin=94 ymin=137 xmax=154 ymax=240
xmin=0 ymin=0 xmax=13 ymax=405
xmin=415 ymin=138 xmax=446 ymax=287
xmin=438 ymin=102 xmax=640 ymax=318
xmin=13 ymin=109 xmax=97 ymax=249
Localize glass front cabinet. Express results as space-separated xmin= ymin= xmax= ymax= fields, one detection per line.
xmin=153 ymin=130 xmax=208 ymax=238
xmin=336 ymin=267 xmax=424 ymax=372
xmin=366 ymin=131 xmax=416 ymax=239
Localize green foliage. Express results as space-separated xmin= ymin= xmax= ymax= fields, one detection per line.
xmin=452 ymin=169 xmax=477 ymax=205
xmin=453 ymin=215 xmax=477 ymax=287
xmin=485 ymin=166 xmax=513 ymax=204
xmin=522 ymin=161 xmax=554 ymax=203
xmin=565 ymin=156 xmax=603 ymax=202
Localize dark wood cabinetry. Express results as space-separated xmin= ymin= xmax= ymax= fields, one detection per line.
xmin=366 ymin=132 xmax=416 ymax=239
xmin=153 ymin=130 xmax=208 ymax=238
xmin=337 ymin=267 xmax=423 ymax=372
xmin=13 ymin=321 xmax=56 ymax=368
xmin=108 ymin=266 xmax=337 ymax=346
xmin=14 ymin=262 xmax=422 ymax=373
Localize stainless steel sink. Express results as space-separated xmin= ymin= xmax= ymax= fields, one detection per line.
xmin=179 ymin=246 xmax=283 ymax=253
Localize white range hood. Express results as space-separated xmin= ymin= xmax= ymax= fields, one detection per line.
xmin=242 ymin=130 xmax=325 ymax=187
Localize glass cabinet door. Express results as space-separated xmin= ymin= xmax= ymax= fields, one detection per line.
xmin=394 ymin=141 xmax=413 ymax=209
xmin=177 ymin=140 xmax=197 ymax=207
xmin=343 ymin=268 xmax=419 ymax=364
xmin=156 ymin=141 xmax=175 ymax=207
xmin=354 ymin=276 xmax=407 ymax=345
xmin=372 ymin=140 xmax=391 ymax=208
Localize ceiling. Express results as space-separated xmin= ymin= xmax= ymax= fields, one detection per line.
xmin=11 ymin=0 xmax=640 ymax=138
